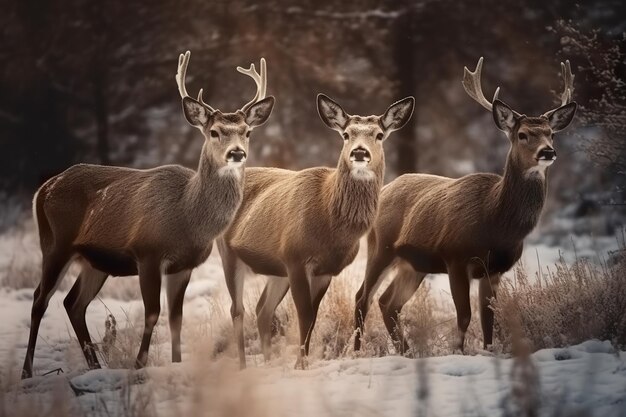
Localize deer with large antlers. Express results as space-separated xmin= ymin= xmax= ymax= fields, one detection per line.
xmin=353 ymin=58 xmax=577 ymax=354
xmin=21 ymin=51 xmax=275 ymax=378
xmin=217 ymin=94 xmax=414 ymax=368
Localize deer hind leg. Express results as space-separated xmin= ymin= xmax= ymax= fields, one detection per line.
xmin=256 ymin=277 xmax=289 ymax=362
xmin=166 ymin=270 xmax=191 ymax=363
xmin=256 ymin=278 xmax=287 ymax=338
xmin=354 ymin=250 xmax=395 ymax=351
xmin=479 ymin=273 xmax=501 ymax=349
xmin=22 ymin=249 xmax=73 ymax=379
xmin=448 ymin=263 xmax=471 ymax=353
xmin=135 ymin=260 xmax=162 ymax=369
xmin=378 ymin=260 xmax=426 ymax=355
xmin=63 ymin=263 xmax=108 ymax=370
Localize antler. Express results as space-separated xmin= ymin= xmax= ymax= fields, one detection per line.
xmin=176 ymin=51 xmax=215 ymax=112
xmin=462 ymin=57 xmax=522 ymax=117
xmin=237 ymin=58 xmax=267 ymax=113
xmin=558 ymin=60 xmax=574 ymax=106
xmin=462 ymin=57 xmax=501 ymax=111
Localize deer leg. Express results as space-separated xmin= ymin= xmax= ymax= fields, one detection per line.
xmin=135 ymin=260 xmax=162 ymax=369
xmin=354 ymin=250 xmax=395 ymax=351
xmin=256 ymin=277 xmax=286 ymax=338
xmin=378 ymin=261 xmax=425 ymax=355
xmin=224 ymin=258 xmax=246 ymax=369
xmin=256 ymin=277 xmax=289 ymax=362
xmin=287 ymin=264 xmax=314 ymax=369
xmin=217 ymin=238 xmax=248 ymax=368
xmin=22 ymin=250 xmax=73 ymax=379
xmin=63 ymin=264 xmax=108 ymax=369
xmin=448 ymin=263 xmax=471 ymax=353
xmin=166 ymin=270 xmax=191 ymax=363
xmin=306 ymin=274 xmax=332 ymax=355
xmin=479 ymin=273 xmax=500 ymax=349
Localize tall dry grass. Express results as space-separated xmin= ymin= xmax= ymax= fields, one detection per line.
xmin=493 ymin=251 xmax=626 ymax=352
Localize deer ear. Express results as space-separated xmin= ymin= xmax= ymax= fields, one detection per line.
xmin=245 ymin=96 xmax=275 ymax=128
xmin=545 ymin=102 xmax=577 ymax=132
xmin=492 ymin=99 xmax=518 ymax=132
xmin=381 ymin=97 xmax=415 ymax=132
xmin=182 ymin=96 xmax=210 ymax=128
xmin=317 ymin=94 xmax=349 ymax=132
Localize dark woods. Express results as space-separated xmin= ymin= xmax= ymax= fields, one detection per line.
xmin=0 ymin=0 xmax=624 ymax=217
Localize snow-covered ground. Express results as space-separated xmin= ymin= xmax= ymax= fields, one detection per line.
xmin=1 ymin=228 xmax=624 ymax=416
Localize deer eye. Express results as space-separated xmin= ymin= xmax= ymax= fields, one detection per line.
xmin=246 ymin=131 xmax=251 ymax=138
xmin=342 ymin=132 xmax=349 ymax=140
xmin=376 ymin=133 xmax=384 ymax=141
xmin=518 ymin=132 xmax=528 ymax=141
xmin=210 ymin=130 xmax=219 ymax=139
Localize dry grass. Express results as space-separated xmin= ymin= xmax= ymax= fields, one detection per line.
xmin=493 ymin=251 xmax=626 ymax=352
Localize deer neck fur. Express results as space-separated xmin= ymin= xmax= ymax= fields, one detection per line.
xmin=184 ymin=142 xmax=243 ymax=240
xmin=327 ymin=157 xmax=383 ymax=234
xmin=489 ymin=150 xmax=548 ymax=241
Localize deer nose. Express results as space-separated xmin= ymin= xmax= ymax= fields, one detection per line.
xmin=227 ymin=148 xmax=246 ymax=163
xmin=537 ymin=147 xmax=557 ymax=161
xmin=350 ymin=147 xmax=371 ymax=163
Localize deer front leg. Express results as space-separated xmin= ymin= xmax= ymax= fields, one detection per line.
xmin=448 ymin=263 xmax=471 ymax=353
xmin=479 ymin=273 xmax=500 ymax=349
xmin=136 ymin=260 xmax=162 ymax=369
xmin=287 ymin=264 xmax=315 ymax=369
xmin=166 ymin=270 xmax=192 ymax=363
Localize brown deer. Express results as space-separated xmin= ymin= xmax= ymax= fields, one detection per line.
xmin=21 ymin=51 xmax=275 ymax=378
xmin=353 ymin=58 xmax=577 ymax=354
xmin=217 ymin=94 xmax=414 ymax=368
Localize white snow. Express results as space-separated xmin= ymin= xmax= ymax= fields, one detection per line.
xmin=0 ymin=228 xmax=624 ymax=416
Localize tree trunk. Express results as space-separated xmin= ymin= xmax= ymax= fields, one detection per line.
xmin=94 ymin=69 xmax=110 ymax=165
xmin=392 ymin=9 xmax=418 ymax=175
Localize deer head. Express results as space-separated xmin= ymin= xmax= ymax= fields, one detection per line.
xmin=176 ymin=51 xmax=275 ymax=176
xmin=317 ymin=94 xmax=415 ymax=179
xmin=463 ymin=57 xmax=577 ymax=178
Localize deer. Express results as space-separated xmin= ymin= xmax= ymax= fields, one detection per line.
xmin=216 ymin=94 xmax=414 ymax=368
xmin=21 ymin=51 xmax=275 ymax=379
xmin=353 ymin=57 xmax=577 ymax=354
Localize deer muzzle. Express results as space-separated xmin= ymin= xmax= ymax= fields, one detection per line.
xmin=350 ymin=147 xmax=371 ymax=165
xmin=226 ymin=148 xmax=247 ymax=164
xmin=536 ymin=147 xmax=556 ymax=166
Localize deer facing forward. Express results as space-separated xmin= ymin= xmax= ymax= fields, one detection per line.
xmin=354 ymin=58 xmax=577 ymax=354
xmin=21 ymin=51 xmax=275 ymax=378
xmin=218 ymin=94 xmax=414 ymax=368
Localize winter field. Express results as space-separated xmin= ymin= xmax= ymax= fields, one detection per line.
xmin=0 ymin=219 xmax=625 ymax=417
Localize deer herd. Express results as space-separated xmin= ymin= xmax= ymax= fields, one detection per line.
xmin=21 ymin=52 xmax=577 ymax=378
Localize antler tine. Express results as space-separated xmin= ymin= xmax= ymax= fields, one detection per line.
xmin=462 ymin=57 xmax=495 ymax=112
xmin=260 ymin=58 xmax=267 ymax=102
xmin=560 ymin=60 xmax=574 ymax=106
xmin=176 ymin=51 xmax=191 ymax=100
xmin=197 ymin=89 xmax=216 ymax=113
xmin=237 ymin=58 xmax=267 ymax=112
xmin=176 ymin=51 xmax=215 ymax=112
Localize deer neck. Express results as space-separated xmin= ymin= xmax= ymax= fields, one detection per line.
xmin=184 ymin=143 xmax=243 ymax=238
xmin=491 ymin=152 xmax=548 ymax=240
xmin=327 ymin=159 xmax=383 ymax=233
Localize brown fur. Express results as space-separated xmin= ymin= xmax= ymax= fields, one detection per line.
xmin=354 ymin=94 xmax=577 ymax=354
xmin=21 ymin=56 xmax=275 ymax=378
xmin=218 ymin=94 xmax=414 ymax=368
